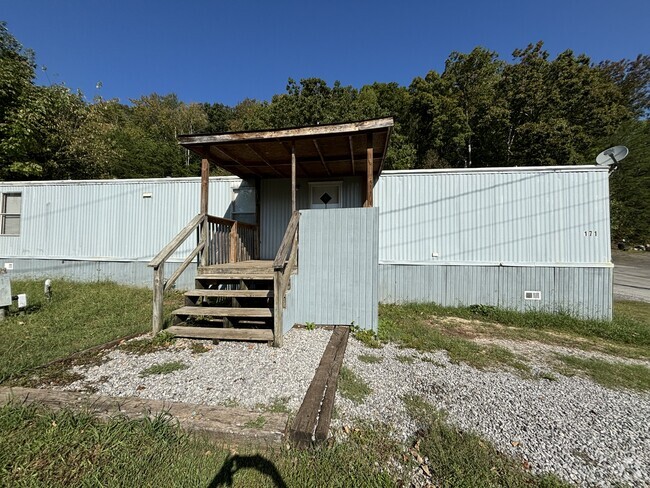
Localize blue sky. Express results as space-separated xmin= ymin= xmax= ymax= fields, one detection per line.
xmin=2 ymin=0 xmax=648 ymax=106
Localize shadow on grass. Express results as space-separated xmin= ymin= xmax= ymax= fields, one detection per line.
xmin=208 ymin=453 xmax=287 ymax=488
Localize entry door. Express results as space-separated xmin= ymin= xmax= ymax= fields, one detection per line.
xmin=309 ymin=182 xmax=342 ymax=209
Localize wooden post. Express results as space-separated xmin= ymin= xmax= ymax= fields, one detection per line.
xmin=255 ymin=177 xmax=261 ymax=259
xmin=152 ymin=263 xmax=164 ymax=335
xmin=273 ymin=270 xmax=283 ymax=347
xmin=364 ymin=134 xmax=374 ymax=207
xmin=200 ymin=158 xmax=210 ymax=266
xmin=200 ymin=158 xmax=209 ymax=214
xmin=229 ymin=221 xmax=239 ymax=263
xmin=291 ymin=142 xmax=296 ymax=212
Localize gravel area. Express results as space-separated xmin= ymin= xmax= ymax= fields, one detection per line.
xmin=335 ymin=337 xmax=650 ymax=487
xmin=62 ymin=328 xmax=332 ymax=412
xmin=57 ymin=326 xmax=650 ymax=487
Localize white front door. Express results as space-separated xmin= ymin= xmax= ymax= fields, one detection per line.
xmin=309 ymin=182 xmax=342 ymax=209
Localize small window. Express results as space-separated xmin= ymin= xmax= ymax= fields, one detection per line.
xmin=232 ymin=186 xmax=256 ymax=225
xmin=309 ymin=182 xmax=342 ymax=209
xmin=1 ymin=193 xmax=21 ymax=235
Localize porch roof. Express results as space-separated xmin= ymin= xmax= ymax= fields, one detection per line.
xmin=178 ymin=117 xmax=393 ymax=179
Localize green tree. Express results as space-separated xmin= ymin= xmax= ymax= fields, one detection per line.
xmin=599 ymin=55 xmax=650 ymax=119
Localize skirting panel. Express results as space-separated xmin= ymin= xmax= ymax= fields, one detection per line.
xmin=0 ymin=258 xmax=198 ymax=291
xmin=379 ymin=264 xmax=612 ymax=320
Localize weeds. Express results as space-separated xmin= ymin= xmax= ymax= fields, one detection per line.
xmin=190 ymin=342 xmax=210 ymax=354
xmin=256 ymin=397 xmax=290 ymax=414
xmin=554 ymin=355 xmax=650 ymax=391
xmin=120 ymin=331 xmax=176 ymax=355
xmin=139 ymin=361 xmax=188 ymax=377
xmin=352 ymin=325 xmax=382 ymax=349
xmin=379 ymin=310 xmax=530 ymax=373
xmin=358 ymin=354 xmax=383 ymax=364
xmin=396 ymin=354 xmax=416 ymax=364
xmin=244 ymin=415 xmax=267 ymax=429
xmin=338 ymin=366 xmax=372 ymax=404
xmin=401 ymin=395 xmax=567 ymax=487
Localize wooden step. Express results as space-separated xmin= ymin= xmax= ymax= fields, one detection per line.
xmin=185 ymin=289 xmax=273 ymax=298
xmin=172 ymin=306 xmax=273 ymax=318
xmin=166 ymin=326 xmax=273 ymax=342
xmin=195 ymin=274 xmax=274 ymax=281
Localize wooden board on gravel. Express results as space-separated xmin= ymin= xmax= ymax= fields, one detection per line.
xmin=289 ymin=326 xmax=349 ymax=447
xmin=0 ymin=386 xmax=288 ymax=446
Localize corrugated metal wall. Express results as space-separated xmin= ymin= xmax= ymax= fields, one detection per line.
xmin=0 ymin=177 xmax=237 ymax=262
xmin=284 ymin=208 xmax=378 ymax=330
xmin=0 ymin=177 xmax=239 ymax=288
xmin=374 ymin=167 xmax=611 ymax=265
xmin=260 ymin=177 xmax=363 ymax=259
xmin=379 ymin=264 xmax=612 ymax=320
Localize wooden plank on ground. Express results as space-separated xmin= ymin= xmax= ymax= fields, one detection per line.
xmin=0 ymin=386 xmax=287 ymax=446
xmin=166 ymin=326 xmax=273 ymax=342
xmin=289 ymin=326 xmax=349 ymax=447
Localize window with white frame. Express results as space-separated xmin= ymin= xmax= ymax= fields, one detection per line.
xmin=309 ymin=181 xmax=342 ymax=209
xmin=1 ymin=193 xmax=21 ymax=235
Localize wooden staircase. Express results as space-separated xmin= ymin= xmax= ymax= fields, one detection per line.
xmin=149 ymin=211 xmax=299 ymax=347
xmin=167 ymin=261 xmax=276 ymax=343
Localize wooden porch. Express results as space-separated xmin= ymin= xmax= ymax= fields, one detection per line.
xmin=148 ymin=118 xmax=393 ymax=346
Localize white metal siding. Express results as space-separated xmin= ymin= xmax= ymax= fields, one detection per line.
xmin=375 ymin=167 xmax=611 ymax=265
xmin=0 ymin=177 xmax=236 ymax=262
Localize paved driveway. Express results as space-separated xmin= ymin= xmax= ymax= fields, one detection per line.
xmin=612 ymin=250 xmax=650 ymax=303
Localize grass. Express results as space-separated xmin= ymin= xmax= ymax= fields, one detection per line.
xmin=358 ymin=354 xmax=383 ymax=364
xmin=244 ymin=415 xmax=267 ymax=429
xmin=338 ymin=366 xmax=372 ymax=404
xmin=352 ymin=328 xmax=382 ymax=348
xmin=383 ymin=301 xmax=650 ymax=357
xmin=256 ymin=397 xmax=291 ymax=414
xmin=190 ymin=342 xmax=210 ymax=354
xmin=555 ymin=355 xmax=650 ymax=391
xmin=0 ymin=280 xmax=182 ymax=384
xmin=396 ymin=354 xmax=416 ymax=364
xmin=139 ymin=361 xmax=188 ymax=377
xmin=379 ymin=305 xmax=531 ymax=373
xmin=120 ymin=331 xmax=176 ymax=355
xmin=0 ymin=403 xmax=398 ymax=487
xmin=401 ymin=395 xmax=567 ymax=487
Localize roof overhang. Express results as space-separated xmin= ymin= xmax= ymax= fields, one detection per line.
xmin=178 ymin=117 xmax=393 ymax=179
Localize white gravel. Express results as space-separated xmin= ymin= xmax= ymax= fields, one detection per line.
xmin=58 ymin=328 xmax=650 ymax=487
xmin=62 ymin=328 xmax=332 ymax=411
xmin=336 ymin=337 xmax=650 ymax=488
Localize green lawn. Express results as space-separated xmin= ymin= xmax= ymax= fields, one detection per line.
xmin=0 ymin=280 xmax=181 ymax=384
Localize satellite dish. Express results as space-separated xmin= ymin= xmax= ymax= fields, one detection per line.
xmin=596 ymin=146 xmax=628 ymax=172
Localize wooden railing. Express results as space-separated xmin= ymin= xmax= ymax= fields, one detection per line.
xmin=149 ymin=213 xmax=259 ymax=334
xmin=206 ymin=216 xmax=258 ymax=265
xmin=272 ymin=211 xmax=300 ymax=347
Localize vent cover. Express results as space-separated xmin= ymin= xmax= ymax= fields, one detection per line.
xmin=524 ymin=291 xmax=542 ymax=301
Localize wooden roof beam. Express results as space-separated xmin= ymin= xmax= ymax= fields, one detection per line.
xmin=246 ymin=144 xmax=284 ymax=177
xmin=178 ymin=117 xmax=394 ymax=145
xmin=348 ymin=136 xmax=355 ymax=176
xmin=279 ymin=141 xmax=310 ymax=177
xmin=312 ymin=139 xmax=332 ymax=176
xmin=209 ymin=146 xmax=264 ymax=178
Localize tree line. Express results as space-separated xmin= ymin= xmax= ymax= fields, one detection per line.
xmin=0 ymin=22 xmax=648 ymax=242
